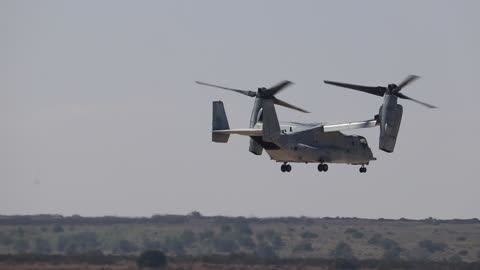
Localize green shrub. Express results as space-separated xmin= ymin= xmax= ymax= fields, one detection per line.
xmin=345 ymin=228 xmax=364 ymax=239
xmin=301 ymin=231 xmax=318 ymax=239
xmin=57 ymin=232 xmax=99 ymax=254
xmin=0 ymin=232 xmax=13 ymax=246
xmin=330 ymin=242 xmax=355 ymax=259
xmin=367 ymin=233 xmax=402 ymax=259
xmin=256 ymin=229 xmax=283 ymax=248
xmin=163 ymin=237 xmax=184 ymax=255
xmin=137 ymin=250 xmax=167 ymax=269
xmin=14 ymin=239 xmax=30 ymax=253
xmin=368 ymin=233 xmax=383 ymax=245
xmin=293 ymin=241 xmax=313 ymax=252
xmin=232 ymin=221 xmax=252 ymax=236
xmin=212 ymin=238 xmax=238 ymax=253
xmin=418 ymin=239 xmax=447 ymax=253
xmin=113 ymin=239 xmax=138 ymax=255
xmin=199 ymin=230 xmax=215 ymax=241
xmin=179 ymin=230 xmax=196 ymax=246
xmin=255 ymin=243 xmax=277 ymax=258
xmin=236 ymin=235 xmax=255 ymax=249
xmin=34 ymin=238 xmax=52 ymax=254
xmin=52 ymin=224 xmax=64 ymax=233
xmin=143 ymin=239 xmax=162 ymax=250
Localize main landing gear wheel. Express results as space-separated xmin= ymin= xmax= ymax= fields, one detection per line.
xmin=281 ymin=163 xmax=292 ymax=173
xmin=317 ymin=163 xmax=328 ymax=172
xmin=359 ymin=166 xmax=367 ymax=173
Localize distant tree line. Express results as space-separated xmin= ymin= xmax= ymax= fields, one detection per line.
xmin=1 ymin=214 xmax=478 ymax=226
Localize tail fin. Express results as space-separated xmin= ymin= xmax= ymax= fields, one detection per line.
xmin=261 ymin=99 xmax=281 ymax=143
xmin=212 ymin=101 xmax=230 ymax=143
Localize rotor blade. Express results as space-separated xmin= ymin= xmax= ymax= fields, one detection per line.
xmin=392 ymin=75 xmax=420 ymax=93
xmin=396 ymin=93 xmax=437 ymax=108
xmin=324 ymin=80 xmax=386 ymax=97
xmin=195 ymin=81 xmax=256 ymax=97
xmin=272 ymin=97 xmax=310 ymax=113
xmin=263 ymin=80 xmax=293 ymax=96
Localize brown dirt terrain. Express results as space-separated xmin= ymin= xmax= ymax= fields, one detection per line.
xmin=0 ymin=262 xmax=331 ymax=270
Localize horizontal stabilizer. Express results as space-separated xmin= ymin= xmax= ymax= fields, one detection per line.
xmin=213 ymin=128 xmax=262 ymax=136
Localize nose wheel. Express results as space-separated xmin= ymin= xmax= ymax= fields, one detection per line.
xmin=359 ymin=166 xmax=367 ymax=173
xmin=317 ymin=163 xmax=328 ymax=172
xmin=281 ymin=163 xmax=292 ymax=173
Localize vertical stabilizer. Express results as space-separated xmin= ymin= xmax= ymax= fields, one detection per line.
xmin=262 ymin=99 xmax=281 ymax=143
xmin=212 ymin=101 xmax=230 ymax=143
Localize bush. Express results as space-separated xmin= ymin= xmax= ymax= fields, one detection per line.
xmin=368 ymin=233 xmax=383 ymax=245
xmin=14 ymin=239 xmax=30 ymax=253
xmin=52 ymin=224 xmax=64 ymax=233
xmin=256 ymin=229 xmax=283 ymax=249
xmin=57 ymin=232 xmax=99 ymax=254
xmin=199 ymin=230 xmax=215 ymax=241
xmin=137 ymin=250 xmax=167 ymax=269
xmin=236 ymin=235 xmax=256 ymax=249
xmin=330 ymin=242 xmax=355 ymax=259
xmin=380 ymin=239 xmax=402 ymax=260
xmin=293 ymin=241 xmax=313 ymax=252
xmin=255 ymin=243 xmax=277 ymax=258
xmin=143 ymin=239 xmax=162 ymax=250
xmin=301 ymin=231 xmax=318 ymax=239
xmin=179 ymin=230 xmax=196 ymax=246
xmin=163 ymin=237 xmax=184 ymax=255
xmin=0 ymin=232 xmax=13 ymax=246
xmin=367 ymin=233 xmax=402 ymax=259
xmin=344 ymin=228 xmax=364 ymax=239
xmin=34 ymin=238 xmax=52 ymax=254
xmin=418 ymin=239 xmax=447 ymax=253
xmin=113 ymin=239 xmax=138 ymax=255
xmin=232 ymin=221 xmax=252 ymax=236
xmin=212 ymin=238 xmax=238 ymax=253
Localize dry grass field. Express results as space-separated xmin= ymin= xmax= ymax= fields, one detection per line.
xmin=0 ymin=262 xmax=331 ymax=270
xmin=1 ymin=215 xmax=479 ymax=262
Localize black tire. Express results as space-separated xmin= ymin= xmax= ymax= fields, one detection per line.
xmin=281 ymin=165 xmax=286 ymax=172
xmin=317 ymin=164 xmax=324 ymax=172
xmin=322 ymin=164 xmax=329 ymax=172
xmin=286 ymin=164 xmax=292 ymax=172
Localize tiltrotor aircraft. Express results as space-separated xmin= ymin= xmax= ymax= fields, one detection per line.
xmin=196 ymin=75 xmax=435 ymax=173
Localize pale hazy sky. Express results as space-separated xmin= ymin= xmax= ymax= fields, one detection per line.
xmin=2 ymin=1 xmax=479 ymax=219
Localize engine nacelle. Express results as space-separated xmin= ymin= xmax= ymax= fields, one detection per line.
xmin=379 ymin=95 xmax=403 ymax=153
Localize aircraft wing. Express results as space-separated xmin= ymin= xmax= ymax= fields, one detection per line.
xmin=323 ymin=119 xmax=379 ymax=132
xmin=212 ymin=128 xmax=263 ymax=136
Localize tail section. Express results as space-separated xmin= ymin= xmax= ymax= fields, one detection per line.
xmin=261 ymin=99 xmax=281 ymax=143
xmin=212 ymin=101 xmax=230 ymax=143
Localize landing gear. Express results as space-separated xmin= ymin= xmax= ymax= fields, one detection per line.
xmin=317 ymin=163 xmax=328 ymax=172
xmin=281 ymin=163 xmax=292 ymax=173
xmin=359 ymin=166 xmax=367 ymax=173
